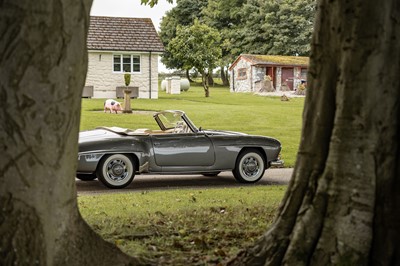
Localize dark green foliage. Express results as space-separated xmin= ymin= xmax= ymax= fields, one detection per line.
xmin=168 ymin=20 xmax=222 ymax=96
xmin=232 ymin=0 xmax=316 ymax=56
xmin=264 ymin=0 xmax=315 ymax=56
xmin=159 ymin=0 xmax=316 ymax=71
xmin=202 ymin=0 xmax=246 ymax=64
xmin=201 ymin=0 xmax=246 ymax=85
xmin=141 ymin=0 xmax=173 ymax=7
xmin=168 ymin=20 xmax=221 ymax=71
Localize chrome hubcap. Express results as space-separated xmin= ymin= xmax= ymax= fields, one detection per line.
xmin=242 ymin=157 xmax=260 ymax=177
xmin=106 ymin=159 xmax=128 ymax=181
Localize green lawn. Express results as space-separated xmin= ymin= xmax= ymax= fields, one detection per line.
xmin=79 ymin=186 xmax=286 ymax=265
xmin=80 ymin=83 xmax=304 ymax=167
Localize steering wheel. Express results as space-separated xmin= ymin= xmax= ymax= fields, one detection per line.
xmin=173 ymin=121 xmax=185 ymax=133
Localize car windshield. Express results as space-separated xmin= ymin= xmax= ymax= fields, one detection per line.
xmin=157 ymin=111 xmax=185 ymax=130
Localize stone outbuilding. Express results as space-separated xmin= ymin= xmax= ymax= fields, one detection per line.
xmin=229 ymin=54 xmax=309 ymax=93
xmin=84 ymin=16 xmax=164 ymax=99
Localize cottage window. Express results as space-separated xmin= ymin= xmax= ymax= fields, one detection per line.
xmin=113 ymin=55 xmax=121 ymax=72
xmin=113 ymin=54 xmax=141 ymax=73
xmin=237 ymin=68 xmax=247 ymax=79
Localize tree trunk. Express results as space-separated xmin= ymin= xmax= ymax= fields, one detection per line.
xmin=201 ymin=71 xmax=210 ymax=97
xmin=0 ymin=1 xmax=145 ymax=265
xmin=207 ymin=73 xmax=214 ymax=86
xmin=185 ymin=69 xmax=194 ymax=82
xmin=229 ymin=0 xmax=400 ymax=265
xmin=220 ymin=66 xmax=229 ymax=86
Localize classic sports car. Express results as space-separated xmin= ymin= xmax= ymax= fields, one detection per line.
xmin=77 ymin=110 xmax=283 ymax=189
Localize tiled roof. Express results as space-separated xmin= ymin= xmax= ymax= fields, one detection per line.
xmin=87 ymin=16 xmax=164 ymax=52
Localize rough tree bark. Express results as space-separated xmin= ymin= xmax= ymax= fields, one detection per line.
xmin=230 ymin=0 xmax=400 ymax=265
xmin=207 ymin=73 xmax=214 ymax=87
xmin=201 ymin=71 xmax=210 ymax=97
xmin=220 ymin=66 xmax=229 ymax=86
xmin=0 ymin=1 xmax=144 ymax=265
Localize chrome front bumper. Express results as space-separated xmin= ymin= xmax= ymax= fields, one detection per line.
xmin=270 ymin=159 xmax=284 ymax=168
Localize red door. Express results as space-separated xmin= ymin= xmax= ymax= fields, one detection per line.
xmin=266 ymin=67 xmax=273 ymax=77
xmin=281 ymin=68 xmax=294 ymax=90
xmin=266 ymin=67 xmax=276 ymax=88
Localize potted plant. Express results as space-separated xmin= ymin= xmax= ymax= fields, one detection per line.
xmin=124 ymin=73 xmax=131 ymax=87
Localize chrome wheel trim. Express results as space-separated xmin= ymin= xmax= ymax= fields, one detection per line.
xmin=239 ymin=152 xmax=264 ymax=182
xmin=102 ymin=155 xmax=133 ymax=186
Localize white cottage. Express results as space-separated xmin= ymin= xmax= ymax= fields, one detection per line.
xmin=229 ymin=54 xmax=309 ymax=93
xmin=84 ymin=16 xmax=164 ymax=99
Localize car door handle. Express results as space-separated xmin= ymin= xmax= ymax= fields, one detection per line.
xmin=154 ymin=142 xmax=161 ymax=146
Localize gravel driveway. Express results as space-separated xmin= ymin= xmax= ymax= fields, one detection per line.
xmin=76 ymin=168 xmax=293 ymax=194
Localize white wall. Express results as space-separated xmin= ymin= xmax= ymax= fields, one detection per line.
xmin=85 ymin=51 xmax=159 ymax=99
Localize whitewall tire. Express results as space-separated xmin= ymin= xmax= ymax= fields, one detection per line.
xmin=233 ymin=149 xmax=265 ymax=183
xmin=96 ymin=154 xmax=135 ymax=189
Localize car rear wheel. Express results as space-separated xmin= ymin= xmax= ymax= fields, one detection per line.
xmin=76 ymin=173 xmax=97 ymax=181
xmin=233 ymin=149 xmax=265 ymax=183
xmin=96 ymin=154 xmax=135 ymax=189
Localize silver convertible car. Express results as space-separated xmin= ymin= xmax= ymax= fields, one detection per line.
xmin=77 ymin=110 xmax=283 ymax=189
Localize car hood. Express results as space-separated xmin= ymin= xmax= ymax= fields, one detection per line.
xmin=204 ymin=129 xmax=281 ymax=146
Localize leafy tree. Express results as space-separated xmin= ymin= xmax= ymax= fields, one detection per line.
xmin=263 ymin=0 xmax=315 ymax=55
xmin=159 ymin=0 xmax=208 ymax=77
xmin=202 ymin=0 xmax=246 ymax=85
xmin=159 ymin=0 xmax=314 ymax=78
xmin=233 ymin=0 xmax=315 ymax=56
xmin=141 ymin=0 xmax=174 ymax=6
xmin=230 ymin=0 xmax=266 ymax=55
xmin=168 ymin=20 xmax=222 ymax=97
xmin=159 ymin=11 xmax=185 ymax=70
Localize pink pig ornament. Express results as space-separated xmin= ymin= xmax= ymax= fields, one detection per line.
xmin=104 ymin=99 xmax=122 ymax=114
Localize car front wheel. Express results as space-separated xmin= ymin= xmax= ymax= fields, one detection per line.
xmin=233 ymin=149 xmax=265 ymax=183
xmin=96 ymin=154 xmax=135 ymax=189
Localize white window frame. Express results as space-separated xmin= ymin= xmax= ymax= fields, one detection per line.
xmin=113 ymin=54 xmax=141 ymax=74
